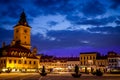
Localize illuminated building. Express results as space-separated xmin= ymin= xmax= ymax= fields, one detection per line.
xmin=108 ymin=51 xmax=120 ymax=70
xmin=96 ymin=55 xmax=108 ymax=72
xmin=13 ymin=11 xmax=31 ymax=49
xmin=39 ymin=55 xmax=79 ymax=72
xmin=0 ymin=11 xmax=40 ymax=72
xmin=80 ymin=52 xmax=97 ymax=72
xmin=80 ymin=52 xmax=108 ymax=72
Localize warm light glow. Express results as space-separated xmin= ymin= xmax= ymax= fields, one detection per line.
xmin=2 ymin=68 xmax=8 ymax=72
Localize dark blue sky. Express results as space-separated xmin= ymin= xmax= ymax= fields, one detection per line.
xmin=0 ymin=0 xmax=120 ymax=56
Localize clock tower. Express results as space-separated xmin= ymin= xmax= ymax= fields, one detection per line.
xmin=13 ymin=11 xmax=31 ymax=49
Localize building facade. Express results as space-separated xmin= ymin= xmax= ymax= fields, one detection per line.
xmin=80 ymin=52 xmax=108 ymax=72
xmin=79 ymin=52 xmax=97 ymax=72
xmin=108 ymin=51 xmax=120 ymax=70
xmin=0 ymin=11 xmax=40 ymax=72
xmin=39 ymin=55 xmax=80 ymax=72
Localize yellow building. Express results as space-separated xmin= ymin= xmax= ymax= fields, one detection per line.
xmin=80 ymin=52 xmax=98 ymax=72
xmin=80 ymin=52 xmax=97 ymax=66
xmin=80 ymin=52 xmax=108 ymax=72
xmin=0 ymin=11 xmax=40 ymax=72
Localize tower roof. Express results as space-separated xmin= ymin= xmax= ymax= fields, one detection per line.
xmin=14 ymin=11 xmax=31 ymax=28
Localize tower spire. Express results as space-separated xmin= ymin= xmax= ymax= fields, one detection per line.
xmin=13 ymin=11 xmax=31 ymax=49
xmin=18 ymin=11 xmax=27 ymax=25
xmin=14 ymin=11 xmax=31 ymax=28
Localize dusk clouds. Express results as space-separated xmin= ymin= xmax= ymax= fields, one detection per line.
xmin=0 ymin=0 xmax=120 ymax=56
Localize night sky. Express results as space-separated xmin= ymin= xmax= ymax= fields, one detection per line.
xmin=0 ymin=0 xmax=120 ymax=57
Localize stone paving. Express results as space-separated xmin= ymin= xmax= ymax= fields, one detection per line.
xmin=0 ymin=73 xmax=120 ymax=80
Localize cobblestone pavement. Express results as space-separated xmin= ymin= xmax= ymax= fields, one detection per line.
xmin=0 ymin=73 xmax=120 ymax=80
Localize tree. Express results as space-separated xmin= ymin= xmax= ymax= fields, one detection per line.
xmin=72 ymin=65 xmax=81 ymax=78
xmin=40 ymin=66 xmax=47 ymax=76
xmin=75 ymin=65 xmax=79 ymax=74
xmin=95 ymin=69 xmax=103 ymax=76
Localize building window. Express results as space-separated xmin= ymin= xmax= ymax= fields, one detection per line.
xmin=24 ymin=30 xmax=27 ymax=33
xmin=90 ymin=56 xmax=91 ymax=59
xmin=34 ymin=61 xmax=36 ymax=64
xmin=1 ymin=60 xmax=5 ymax=64
xmin=24 ymin=61 xmax=27 ymax=64
xmin=84 ymin=61 xmax=85 ymax=65
xmin=87 ymin=56 xmax=88 ymax=59
xmin=24 ymin=36 xmax=26 ymax=39
xmin=93 ymin=56 xmax=95 ymax=59
xmin=9 ymin=60 xmax=12 ymax=63
xmin=29 ymin=61 xmax=31 ymax=64
xmin=14 ymin=60 xmax=16 ymax=64
xmin=18 ymin=60 xmax=21 ymax=64
xmin=81 ymin=62 xmax=82 ymax=65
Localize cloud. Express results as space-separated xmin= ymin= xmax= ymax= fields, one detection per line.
xmin=47 ymin=21 xmax=59 ymax=27
xmin=30 ymin=14 xmax=71 ymax=35
xmin=110 ymin=0 xmax=120 ymax=9
xmin=0 ymin=28 xmax=13 ymax=47
xmin=69 ymin=15 xmax=116 ymax=27
xmin=87 ymin=26 xmax=120 ymax=34
xmin=82 ymin=0 xmax=106 ymax=17
xmin=0 ymin=0 xmax=120 ymax=56
xmin=33 ymin=0 xmax=81 ymax=15
xmin=1 ymin=25 xmax=120 ymax=53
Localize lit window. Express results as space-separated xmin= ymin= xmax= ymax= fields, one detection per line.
xmin=18 ymin=60 xmax=21 ymax=64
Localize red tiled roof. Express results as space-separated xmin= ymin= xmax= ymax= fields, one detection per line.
xmin=0 ymin=44 xmax=38 ymax=59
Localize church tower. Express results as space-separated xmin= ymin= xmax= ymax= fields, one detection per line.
xmin=13 ymin=11 xmax=31 ymax=49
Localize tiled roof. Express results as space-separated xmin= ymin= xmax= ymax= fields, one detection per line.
xmin=40 ymin=55 xmax=79 ymax=62
xmin=0 ymin=44 xmax=38 ymax=59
